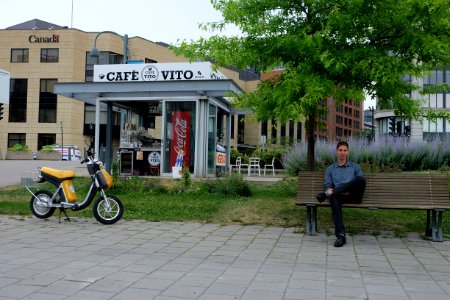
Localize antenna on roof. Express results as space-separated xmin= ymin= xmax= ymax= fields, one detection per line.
xmin=71 ymin=0 xmax=74 ymax=28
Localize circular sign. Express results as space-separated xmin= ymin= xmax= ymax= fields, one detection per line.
xmin=148 ymin=151 xmax=161 ymax=166
xmin=141 ymin=65 xmax=159 ymax=81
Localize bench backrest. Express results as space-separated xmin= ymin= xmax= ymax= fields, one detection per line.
xmin=297 ymin=172 xmax=450 ymax=210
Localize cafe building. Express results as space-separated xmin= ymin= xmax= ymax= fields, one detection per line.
xmin=54 ymin=62 xmax=242 ymax=177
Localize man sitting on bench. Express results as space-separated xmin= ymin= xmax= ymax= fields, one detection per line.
xmin=316 ymin=141 xmax=366 ymax=247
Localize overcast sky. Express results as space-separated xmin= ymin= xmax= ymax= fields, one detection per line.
xmin=0 ymin=0 xmax=232 ymax=45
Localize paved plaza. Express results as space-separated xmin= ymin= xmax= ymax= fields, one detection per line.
xmin=0 ymin=160 xmax=449 ymax=299
xmin=0 ymin=215 xmax=448 ymax=299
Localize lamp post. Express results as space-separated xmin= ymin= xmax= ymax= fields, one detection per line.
xmin=370 ymin=106 xmax=375 ymax=142
xmin=60 ymin=121 xmax=64 ymax=160
xmin=89 ymin=31 xmax=128 ymax=171
xmin=89 ymin=31 xmax=129 ymax=64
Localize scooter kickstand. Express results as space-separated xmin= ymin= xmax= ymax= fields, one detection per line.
xmin=59 ymin=208 xmax=71 ymax=223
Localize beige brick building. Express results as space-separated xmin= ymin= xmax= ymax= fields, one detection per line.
xmin=0 ymin=19 xmax=307 ymax=164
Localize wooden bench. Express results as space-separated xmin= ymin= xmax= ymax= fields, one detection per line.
xmin=296 ymin=172 xmax=450 ymax=242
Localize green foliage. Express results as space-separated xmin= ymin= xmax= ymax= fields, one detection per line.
xmin=40 ymin=145 xmax=55 ymax=152
xmin=110 ymin=159 xmax=120 ymax=186
xmin=182 ymin=167 xmax=191 ymax=188
xmin=173 ymin=0 xmax=450 ymax=170
xmin=206 ymin=173 xmax=252 ymax=197
xmin=8 ymin=144 xmax=29 ymax=152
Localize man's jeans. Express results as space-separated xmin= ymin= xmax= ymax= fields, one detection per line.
xmin=330 ymin=176 xmax=366 ymax=237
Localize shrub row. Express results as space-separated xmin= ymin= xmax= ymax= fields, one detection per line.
xmin=282 ymin=136 xmax=450 ymax=175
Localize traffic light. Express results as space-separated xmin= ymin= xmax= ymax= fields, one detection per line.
xmin=0 ymin=103 xmax=3 ymax=120
xmin=388 ymin=117 xmax=395 ymax=134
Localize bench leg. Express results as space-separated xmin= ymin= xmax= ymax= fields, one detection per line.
xmin=430 ymin=210 xmax=444 ymax=242
xmin=425 ymin=209 xmax=432 ymax=237
xmin=306 ymin=206 xmax=317 ymax=235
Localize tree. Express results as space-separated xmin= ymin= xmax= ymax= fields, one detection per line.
xmin=174 ymin=0 xmax=450 ymax=171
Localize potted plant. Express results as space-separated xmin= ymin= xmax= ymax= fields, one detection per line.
xmin=37 ymin=145 xmax=61 ymax=160
xmin=5 ymin=144 xmax=34 ymax=160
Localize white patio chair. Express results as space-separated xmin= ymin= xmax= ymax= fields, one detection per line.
xmin=248 ymin=157 xmax=261 ymax=176
xmin=264 ymin=157 xmax=276 ymax=176
xmin=229 ymin=157 xmax=248 ymax=174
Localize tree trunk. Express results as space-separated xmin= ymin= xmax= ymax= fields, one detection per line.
xmin=306 ymin=113 xmax=316 ymax=171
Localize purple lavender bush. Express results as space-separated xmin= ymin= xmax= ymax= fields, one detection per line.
xmin=282 ymin=136 xmax=450 ymax=175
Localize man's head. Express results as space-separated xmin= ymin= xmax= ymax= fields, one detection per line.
xmin=336 ymin=141 xmax=349 ymax=163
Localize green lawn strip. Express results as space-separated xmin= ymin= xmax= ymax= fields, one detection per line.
xmin=0 ymin=176 xmax=448 ymax=239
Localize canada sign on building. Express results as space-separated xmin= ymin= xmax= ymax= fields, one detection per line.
xmin=93 ymin=62 xmax=226 ymax=82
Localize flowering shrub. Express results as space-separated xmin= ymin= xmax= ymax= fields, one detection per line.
xmin=282 ymin=136 xmax=450 ymax=175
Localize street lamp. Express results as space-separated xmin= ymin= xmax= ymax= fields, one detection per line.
xmin=89 ymin=31 xmax=128 ymax=171
xmin=89 ymin=31 xmax=129 ymax=64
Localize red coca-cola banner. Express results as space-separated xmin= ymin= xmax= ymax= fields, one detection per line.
xmin=170 ymin=111 xmax=191 ymax=169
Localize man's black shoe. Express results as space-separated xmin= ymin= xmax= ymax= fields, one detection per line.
xmin=315 ymin=192 xmax=327 ymax=203
xmin=334 ymin=235 xmax=346 ymax=247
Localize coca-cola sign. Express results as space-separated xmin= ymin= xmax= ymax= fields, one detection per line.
xmin=170 ymin=111 xmax=191 ymax=169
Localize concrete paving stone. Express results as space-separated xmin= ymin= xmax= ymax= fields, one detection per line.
xmin=111 ymin=287 xmax=161 ymax=300
xmin=21 ymin=293 xmax=68 ymax=300
xmin=176 ymin=275 xmax=217 ymax=288
xmin=19 ymin=274 xmax=65 ymax=286
xmin=326 ymin=284 xmax=367 ymax=298
xmin=0 ymin=264 xmax=20 ymax=274
xmin=409 ymin=293 xmax=450 ymax=300
xmin=247 ymin=280 xmax=288 ymax=293
xmin=365 ymin=283 xmax=410 ymax=296
xmin=146 ymin=270 xmax=187 ymax=281
xmin=326 ymin=276 xmax=364 ymax=288
xmin=2 ymin=267 xmax=42 ymax=279
xmin=198 ymin=293 xmax=242 ymax=300
xmin=291 ymin=270 xmax=326 ymax=281
xmin=131 ymin=277 xmax=173 ymax=290
xmin=284 ymin=287 xmax=326 ymax=300
xmin=215 ymin=274 xmax=253 ymax=285
xmin=160 ymin=283 xmax=208 ymax=299
xmin=402 ymin=281 xmax=447 ymax=294
xmin=185 ymin=267 xmax=223 ymax=278
xmin=105 ymin=271 xmax=147 ymax=282
xmin=84 ymin=278 xmax=132 ymax=293
xmin=253 ymin=272 xmax=291 ymax=283
xmin=0 ymin=277 xmax=20 ymax=289
xmin=366 ymin=295 xmax=409 ymax=300
xmin=241 ymin=289 xmax=284 ymax=300
xmin=64 ymin=290 xmax=116 ymax=300
xmin=288 ymin=278 xmax=326 ymax=290
xmin=0 ymin=283 xmax=43 ymax=298
xmin=205 ymin=282 xmax=248 ymax=296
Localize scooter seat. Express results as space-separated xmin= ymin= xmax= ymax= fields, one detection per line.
xmin=40 ymin=167 xmax=76 ymax=179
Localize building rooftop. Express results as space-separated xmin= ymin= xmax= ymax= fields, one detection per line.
xmin=5 ymin=19 xmax=67 ymax=30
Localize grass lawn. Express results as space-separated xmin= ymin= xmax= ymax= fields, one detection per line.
xmin=0 ymin=175 xmax=449 ymax=240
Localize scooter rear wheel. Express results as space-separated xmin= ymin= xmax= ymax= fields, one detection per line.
xmin=93 ymin=195 xmax=123 ymax=224
xmin=30 ymin=190 xmax=56 ymax=219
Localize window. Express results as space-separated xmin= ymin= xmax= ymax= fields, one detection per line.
xmin=289 ymin=120 xmax=294 ymax=141
xmin=8 ymin=133 xmax=26 ymax=148
xmin=230 ymin=115 xmax=235 ymax=139
xmin=145 ymin=58 xmax=157 ymax=63
xmin=39 ymin=79 xmax=57 ymax=123
xmin=261 ymin=120 xmax=268 ymax=136
xmin=11 ymin=49 xmax=29 ymax=63
xmin=40 ymin=48 xmax=59 ymax=62
xmin=9 ymin=79 xmax=27 ymax=122
xmin=85 ymin=51 xmax=123 ymax=81
xmin=238 ymin=114 xmax=245 ymax=144
xmin=336 ymin=127 xmax=343 ymax=137
xmin=297 ymin=122 xmax=302 ymax=142
xmin=38 ymin=134 xmax=56 ymax=150
xmin=271 ymin=119 xmax=277 ymax=143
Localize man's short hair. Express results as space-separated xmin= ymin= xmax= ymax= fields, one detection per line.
xmin=336 ymin=141 xmax=349 ymax=149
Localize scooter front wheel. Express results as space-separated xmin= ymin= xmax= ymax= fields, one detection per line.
xmin=30 ymin=190 xmax=56 ymax=219
xmin=93 ymin=195 xmax=123 ymax=225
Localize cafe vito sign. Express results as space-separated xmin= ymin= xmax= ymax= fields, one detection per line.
xmin=93 ymin=62 xmax=226 ymax=82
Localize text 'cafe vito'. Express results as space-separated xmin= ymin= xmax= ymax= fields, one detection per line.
xmin=54 ymin=62 xmax=243 ymax=178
